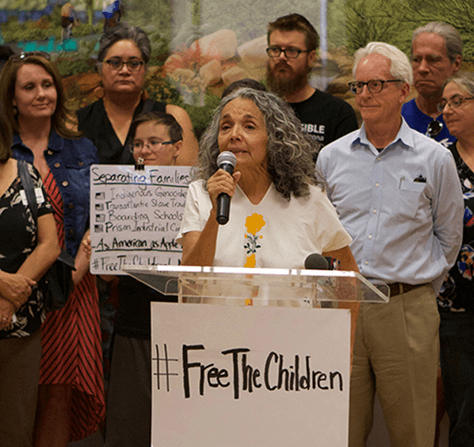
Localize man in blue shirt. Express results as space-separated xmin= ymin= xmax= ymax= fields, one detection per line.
xmin=317 ymin=42 xmax=463 ymax=447
xmin=401 ymin=22 xmax=462 ymax=147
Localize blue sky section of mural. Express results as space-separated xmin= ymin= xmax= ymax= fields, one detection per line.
xmin=0 ymin=0 xmax=97 ymax=52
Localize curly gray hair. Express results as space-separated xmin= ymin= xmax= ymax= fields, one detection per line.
xmin=194 ymin=88 xmax=321 ymax=200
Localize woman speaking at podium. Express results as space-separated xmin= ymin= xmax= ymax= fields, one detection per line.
xmin=178 ymin=87 xmax=359 ymax=346
xmin=179 ymin=87 xmax=357 ymax=273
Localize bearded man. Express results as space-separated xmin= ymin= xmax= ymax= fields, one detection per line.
xmin=266 ymin=13 xmax=358 ymax=150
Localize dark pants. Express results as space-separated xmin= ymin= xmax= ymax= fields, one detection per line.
xmin=440 ymin=311 xmax=474 ymax=447
xmin=0 ymin=330 xmax=42 ymax=447
xmin=104 ymin=334 xmax=151 ymax=447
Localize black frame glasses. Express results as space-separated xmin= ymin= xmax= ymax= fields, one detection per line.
xmin=130 ymin=140 xmax=174 ymax=153
xmin=104 ymin=58 xmax=144 ymax=71
xmin=348 ymin=79 xmax=402 ymax=95
xmin=426 ymin=120 xmax=443 ymax=138
xmin=266 ymin=47 xmax=309 ymax=59
xmin=436 ymin=96 xmax=474 ymax=114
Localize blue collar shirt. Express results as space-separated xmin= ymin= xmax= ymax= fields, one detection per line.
xmin=316 ymin=118 xmax=463 ymax=294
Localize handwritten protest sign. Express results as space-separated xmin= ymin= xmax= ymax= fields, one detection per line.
xmin=90 ymin=165 xmax=191 ymax=275
xmin=151 ymin=303 xmax=350 ymax=446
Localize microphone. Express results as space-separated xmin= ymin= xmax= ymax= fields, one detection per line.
xmin=304 ymin=253 xmax=340 ymax=270
xmin=216 ymin=151 xmax=237 ymax=225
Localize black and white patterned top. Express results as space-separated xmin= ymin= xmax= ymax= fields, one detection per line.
xmin=0 ymin=161 xmax=53 ymax=338
xmin=438 ymin=141 xmax=474 ymax=313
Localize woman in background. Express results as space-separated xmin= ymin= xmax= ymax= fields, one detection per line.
xmin=77 ymin=23 xmax=198 ymax=166
xmin=0 ymin=52 xmax=104 ymax=446
xmin=77 ymin=24 xmax=198 ymax=382
xmin=438 ymin=71 xmax=474 ymax=446
xmin=0 ymin=106 xmax=59 ymax=447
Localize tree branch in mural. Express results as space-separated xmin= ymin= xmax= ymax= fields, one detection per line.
xmin=344 ymin=0 xmax=474 ymax=59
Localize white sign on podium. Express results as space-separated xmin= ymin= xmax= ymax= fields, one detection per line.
xmin=151 ymin=302 xmax=351 ymax=447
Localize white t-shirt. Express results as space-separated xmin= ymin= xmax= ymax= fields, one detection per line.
xmin=177 ymin=180 xmax=352 ymax=269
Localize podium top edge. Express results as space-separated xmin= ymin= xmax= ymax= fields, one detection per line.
xmin=121 ymin=265 xmax=358 ymax=278
xmin=121 ymin=265 xmax=390 ymax=302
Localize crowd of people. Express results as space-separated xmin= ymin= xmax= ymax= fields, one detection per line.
xmin=0 ymin=12 xmax=472 ymax=447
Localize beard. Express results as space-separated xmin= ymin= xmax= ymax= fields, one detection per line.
xmin=266 ymin=60 xmax=309 ymax=97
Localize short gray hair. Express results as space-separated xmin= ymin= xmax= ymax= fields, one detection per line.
xmin=97 ymin=23 xmax=151 ymax=67
xmin=444 ymin=71 xmax=474 ymax=97
xmin=353 ymin=41 xmax=413 ymax=85
xmin=412 ymin=22 xmax=462 ymax=64
xmin=195 ymin=88 xmax=320 ymax=200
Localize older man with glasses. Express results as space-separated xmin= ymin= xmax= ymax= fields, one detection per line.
xmin=317 ymin=41 xmax=463 ymax=447
xmin=402 ymin=22 xmax=462 ymax=146
xmin=266 ymin=13 xmax=358 ymax=153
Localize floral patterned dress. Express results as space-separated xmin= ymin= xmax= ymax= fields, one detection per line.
xmin=438 ymin=141 xmax=474 ymax=312
xmin=0 ymin=162 xmax=52 ymax=339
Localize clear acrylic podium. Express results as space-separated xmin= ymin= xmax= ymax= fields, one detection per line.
xmin=122 ymin=265 xmax=389 ymax=306
xmin=123 ymin=266 xmax=388 ymax=447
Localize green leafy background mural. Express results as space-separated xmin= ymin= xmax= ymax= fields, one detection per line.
xmin=1 ymin=0 xmax=472 ymax=135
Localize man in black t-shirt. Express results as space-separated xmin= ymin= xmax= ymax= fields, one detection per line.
xmin=266 ymin=14 xmax=358 ymax=150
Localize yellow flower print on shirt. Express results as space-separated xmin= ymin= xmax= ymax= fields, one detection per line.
xmin=244 ymin=253 xmax=256 ymax=268
xmin=245 ymin=213 xmax=266 ymax=236
xmin=244 ymin=213 xmax=266 ymax=268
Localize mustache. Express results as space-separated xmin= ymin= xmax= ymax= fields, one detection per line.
xmin=273 ymin=61 xmax=292 ymax=70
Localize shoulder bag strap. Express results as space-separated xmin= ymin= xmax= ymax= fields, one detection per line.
xmin=19 ymin=160 xmax=75 ymax=270
xmin=18 ymin=160 xmax=74 ymax=273
xmin=18 ymin=160 xmax=38 ymax=223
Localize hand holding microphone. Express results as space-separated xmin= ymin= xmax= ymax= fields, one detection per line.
xmin=212 ymin=151 xmax=237 ymax=225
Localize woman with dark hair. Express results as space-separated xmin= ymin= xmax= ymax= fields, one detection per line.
xmin=77 ymin=23 xmax=198 ymax=166
xmin=437 ymin=71 xmax=474 ymax=445
xmin=0 ymin=106 xmax=59 ymax=446
xmin=221 ymin=77 xmax=266 ymax=99
xmin=0 ymin=52 xmax=104 ymax=446
xmin=77 ymin=23 xmax=199 ymax=386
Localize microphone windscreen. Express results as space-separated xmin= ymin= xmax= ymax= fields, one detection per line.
xmin=217 ymin=151 xmax=237 ymax=169
xmin=304 ymin=253 xmax=330 ymax=270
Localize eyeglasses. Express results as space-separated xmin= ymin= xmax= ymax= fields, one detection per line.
xmin=104 ymin=58 xmax=144 ymax=71
xmin=130 ymin=139 xmax=174 ymax=153
xmin=348 ymin=79 xmax=402 ymax=95
xmin=426 ymin=120 xmax=443 ymax=138
xmin=10 ymin=51 xmax=51 ymax=62
xmin=266 ymin=47 xmax=309 ymax=59
xmin=436 ymin=96 xmax=474 ymax=114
